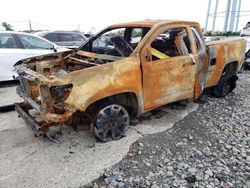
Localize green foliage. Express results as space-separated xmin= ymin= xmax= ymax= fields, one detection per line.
xmin=205 ymin=31 xmax=240 ymax=37
xmin=1 ymin=22 xmax=14 ymax=31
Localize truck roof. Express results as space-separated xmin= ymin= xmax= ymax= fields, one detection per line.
xmin=109 ymin=20 xmax=199 ymax=28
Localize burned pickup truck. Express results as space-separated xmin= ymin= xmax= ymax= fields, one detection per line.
xmin=14 ymin=20 xmax=246 ymax=142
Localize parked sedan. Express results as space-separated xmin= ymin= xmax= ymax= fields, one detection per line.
xmin=35 ymin=31 xmax=87 ymax=49
xmin=0 ymin=31 xmax=69 ymax=82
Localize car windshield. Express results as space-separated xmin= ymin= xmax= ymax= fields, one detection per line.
xmin=19 ymin=34 xmax=54 ymax=50
xmin=80 ymin=26 xmax=150 ymax=57
xmin=0 ymin=33 xmax=18 ymax=48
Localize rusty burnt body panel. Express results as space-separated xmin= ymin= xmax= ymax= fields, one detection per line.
xmin=14 ymin=20 xmax=246 ymax=141
xmin=205 ymin=38 xmax=246 ymax=88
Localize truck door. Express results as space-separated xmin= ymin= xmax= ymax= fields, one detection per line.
xmin=140 ymin=26 xmax=198 ymax=110
xmin=190 ymin=27 xmax=209 ymax=99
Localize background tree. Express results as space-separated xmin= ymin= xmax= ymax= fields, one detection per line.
xmin=1 ymin=22 xmax=14 ymax=31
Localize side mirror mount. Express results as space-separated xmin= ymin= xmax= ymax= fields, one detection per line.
xmin=53 ymin=45 xmax=58 ymax=52
xmin=189 ymin=54 xmax=196 ymax=64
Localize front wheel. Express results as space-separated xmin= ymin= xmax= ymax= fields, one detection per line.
xmin=94 ymin=104 xmax=130 ymax=142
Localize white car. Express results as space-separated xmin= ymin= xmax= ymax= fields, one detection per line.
xmin=245 ymin=37 xmax=250 ymax=52
xmin=240 ymin=22 xmax=250 ymax=53
xmin=240 ymin=22 xmax=250 ymax=37
xmin=0 ymin=31 xmax=69 ymax=82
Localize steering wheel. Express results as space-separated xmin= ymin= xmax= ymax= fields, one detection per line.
xmin=110 ymin=36 xmax=133 ymax=57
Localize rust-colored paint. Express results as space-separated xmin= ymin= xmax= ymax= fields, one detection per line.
xmin=14 ymin=20 xmax=246 ymax=136
xmin=63 ymin=56 xmax=143 ymax=112
xmin=205 ymin=38 xmax=246 ymax=87
xmin=141 ymin=54 xmax=196 ymax=110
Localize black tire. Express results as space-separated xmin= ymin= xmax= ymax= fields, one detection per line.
xmin=93 ymin=104 xmax=130 ymax=142
xmin=244 ymin=62 xmax=250 ymax=70
xmin=212 ymin=73 xmax=237 ymax=98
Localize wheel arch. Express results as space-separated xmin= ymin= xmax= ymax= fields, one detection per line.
xmin=210 ymin=60 xmax=238 ymax=98
xmin=222 ymin=60 xmax=238 ymax=74
xmin=217 ymin=60 xmax=239 ymax=85
xmin=85 ymin=92 xmax=143 ymax=117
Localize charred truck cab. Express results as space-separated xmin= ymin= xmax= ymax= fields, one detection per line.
xmin=14 ymin=20 xmax=246 ymax=142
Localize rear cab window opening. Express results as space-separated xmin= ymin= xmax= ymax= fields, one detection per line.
xmin=191 ymin=27 xmax=205 ymax=54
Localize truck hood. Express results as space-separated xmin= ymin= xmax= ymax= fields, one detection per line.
xmin=51 ymin=56 xmax=137 ymax=86
xmin=13 ymin=50 xmax=73 ymax=67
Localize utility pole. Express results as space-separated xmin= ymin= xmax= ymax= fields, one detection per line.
xmin=205 ymin=0 xmax=212 ymax=31
xmin=212 ymin=0 xmax=219 ymax=32
xmin=224 ymin=0 xmax=232 ymax=32
xmin=29 ymin=20 xmax=32 ymax=32
xmin=235 ymin=0 xmax=242 ymax=31
xmin=229 ymin=0 xmax=238 ymax=31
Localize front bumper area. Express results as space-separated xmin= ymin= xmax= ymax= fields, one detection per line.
xmin=15 ymin=102 xmax=42 ymax=132
xmin=15 ymin=102 xmax=75 ymax=142
xmin=16 ymin=84 xmax=75 ymax=140
xmin=15 ymin=101 xmax=74 ymax=127
xmin=15 ymin=102 xmax=74 ymax=143
xmin=16 ymin=79 xmax=74 ymax=124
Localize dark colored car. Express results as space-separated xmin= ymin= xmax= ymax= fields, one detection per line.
xmin=35 ymin=31 xmax=87 ymax=49
xmin=244 ymin=49 xmax=250 ymax=69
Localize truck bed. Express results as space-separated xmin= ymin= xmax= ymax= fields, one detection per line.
xmin=205 ymin=38 xmax=246 ymax=88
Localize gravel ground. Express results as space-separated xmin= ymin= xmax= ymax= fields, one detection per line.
xmin=86 ymin=70 xmax=250 ymax=188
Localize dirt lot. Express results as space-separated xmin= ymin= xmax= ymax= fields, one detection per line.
xmin=0 ymin=86 xmax=197 ymax=188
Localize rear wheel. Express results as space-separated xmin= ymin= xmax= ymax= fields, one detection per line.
xmin=93 ymin=104 xmax=130 ymax=142
xmin=212 ymin=73 xmax=237 ymax=98
xmin=244 ymin=62 xmax=250 ymax=70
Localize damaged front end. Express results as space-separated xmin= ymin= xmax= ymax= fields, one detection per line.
xmin=13 ymin=51 xmax=99 ymax=141
xmin=14 ymin=49 xmax=135 ymax=141
xmin=14 ymin=25 xmax=148 ymax=141
xmin=15 ymin=57 xmax=76 ymax=141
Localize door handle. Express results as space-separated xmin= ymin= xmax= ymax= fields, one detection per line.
xmin=183 ymin=61 xmax=195 ymax=67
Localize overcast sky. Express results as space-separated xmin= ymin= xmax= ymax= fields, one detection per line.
xmin=0 ymin=0 xmax=249 ymax=33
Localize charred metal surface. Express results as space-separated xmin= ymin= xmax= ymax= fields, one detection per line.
xmin=15 ymin=103 xmax=41 ymax=132
xmin=205 ymin=39 xmax=246 ymax=88
xmin=14 ymin=20 xmax=246 ymax=141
